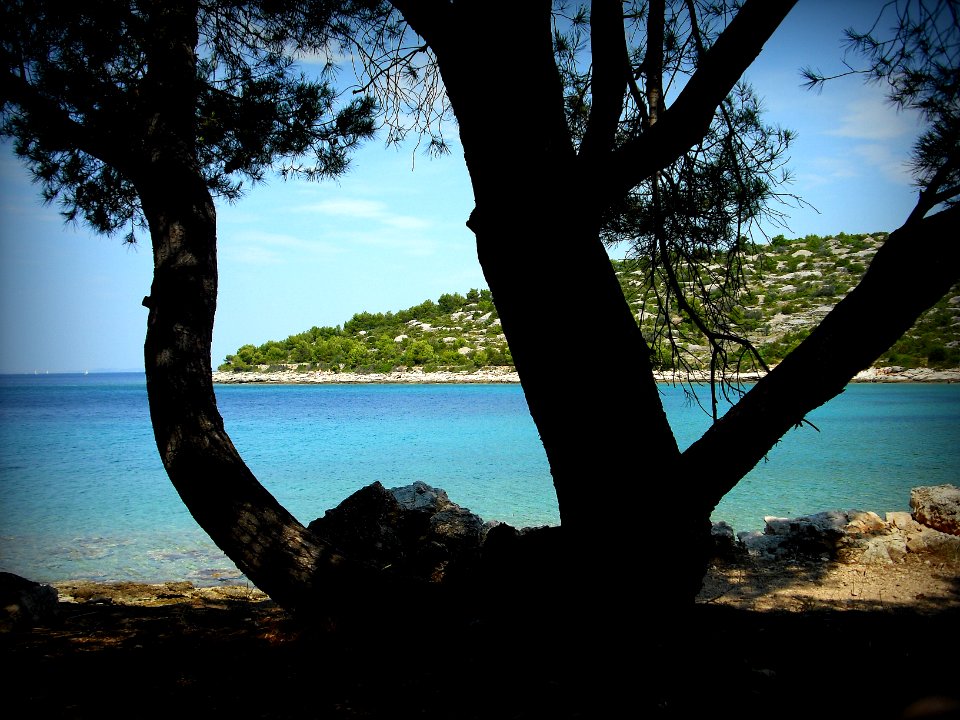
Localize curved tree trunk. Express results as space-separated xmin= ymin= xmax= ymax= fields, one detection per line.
xmin=391 ymin=2 xmax=812 ymax=625
xmin=128 ymin=1 xmax=957 ymax=660
xmin=131 ymin=1 xmax=398 ymax=615
xmin=138 ymin=166 xmax=357 ymax=611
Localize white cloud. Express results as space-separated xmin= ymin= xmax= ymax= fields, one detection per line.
xmin=305 ymin=198 xmax=387 ymax=218
xmin=825 ymin=92 xmax=918 ymax=141
xmin=292 ymin=46 xmax=353 ymax=68
xmin=797 ymin=143 xmax=913 ymax=190
xmin=0 ymin=147 xmax=27 ymax=178
xmin=796 ymin=84 xmax=918 ymax=191
xmin=222 ymin=230 xmax=344 ymax=265
xmin=382 ymin=215 xmax=431 ymax=230
xmin=240 ymin=230 xmax=340 ymax=250
xmin=350 ymin=231 xmax=438 ymax=257
xmin=221 ymin=245 xmax=284 ymax=266
xmin=299 ymin=196 xmax=433 ymax=232
xmin=800 ymin=155 xmax=860 ymax=186
xmin=852 ymin=142 xmax=914 ymax=185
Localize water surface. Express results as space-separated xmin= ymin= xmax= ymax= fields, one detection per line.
xmin=1 ymin=373 xmax=956 ymax=584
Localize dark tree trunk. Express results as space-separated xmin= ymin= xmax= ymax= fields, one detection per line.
xmin=135 ymin=153 xmax=432 ymax=619
xmin=122 ymin=1 xmax=957 ymax=668
xmin=400 ymin=2 xmax=708 ymax=627
xmin=131 ymin=1 xmax=400 ymax=616
xmin=137 ymin=165 xmax=349 ymax=611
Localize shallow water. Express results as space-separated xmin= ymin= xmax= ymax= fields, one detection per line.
xmin=1 ymin=373 xmax=957 ymax=584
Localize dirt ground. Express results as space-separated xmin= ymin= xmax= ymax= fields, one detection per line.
xmin=3 ymin=554 xmax=959 ymax=719
xmin=698 ymin=551 xmax=960 ymax=612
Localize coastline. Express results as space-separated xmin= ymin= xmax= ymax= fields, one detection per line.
xmin=212 ymin=365 xmax=960 ymax=385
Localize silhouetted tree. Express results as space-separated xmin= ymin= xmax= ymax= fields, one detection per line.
xmin=352 ymin=0 xmax=959 ymax=655
xmin=1 ymin=0 xmax=385 ymax=609
xmin=3 ymin=0 xmax=959 ymax=711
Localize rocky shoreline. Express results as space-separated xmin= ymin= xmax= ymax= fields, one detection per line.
xmin=2 ymin=482 xmax=956 ymax=632
xmin=2 ymin=485 xmax=957 ymax=718
xmin=212 ymin=365 xmax=960 ymax=385
xmin=213 ymin=366 xmax=522 ymax=384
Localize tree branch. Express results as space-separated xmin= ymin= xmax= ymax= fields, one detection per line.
xmin=578 ymin=0 xmax=630 ymax=160
xmin=910 ymin=148 xmax=960 ymax=223
xmin=608 ymin=0 xmax=797 ymax=195
xmin=387 ymin=0 xmax=457 ymax=51
xmin=679 ymin=203 xmax=960 ymax=509
xmin=644 ymin=0 xmax=666 ymax=126
xmin=1 ymin=70 xmax=124 ymax=169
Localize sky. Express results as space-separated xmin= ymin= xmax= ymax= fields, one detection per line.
xmin=0 ymin=1 xmax=926 ymax=374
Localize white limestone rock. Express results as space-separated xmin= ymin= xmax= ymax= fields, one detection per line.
xmin=911 ymin=484 xmax=960 ymax=536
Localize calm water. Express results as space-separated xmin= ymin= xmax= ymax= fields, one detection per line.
xmin=1 ymin=373 xmax=957 ymax=585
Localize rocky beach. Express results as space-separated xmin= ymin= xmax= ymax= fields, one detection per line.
xmin=3 ymin=540 xmax=957 ymax=718
xmin=3 ymin=483 xmax=958 ymax=718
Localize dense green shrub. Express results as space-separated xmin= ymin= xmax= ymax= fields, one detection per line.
xmin=217 ymin=233 xmax=959 ymax=374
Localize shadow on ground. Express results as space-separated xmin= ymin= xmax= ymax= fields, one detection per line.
xmin=3 ymin=575 xmax=958 ymax=719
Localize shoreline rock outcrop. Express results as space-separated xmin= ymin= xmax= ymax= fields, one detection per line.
xmin=307 ymin=480 xmax=495 ymax=584
xmin=735 ymin=483 xmax=960 ymax=564
xmin=213 ymin=367 xmax=521 ymax=384
xmin=305 ymin=481 xmax=960 ymax=586
xmin=4 ymin=482 xmax=955 ymax=634
xmin=911 ymin=484 xmax=960 ymax=536
xmin=0 ymin=572 xmax=60 ymax=632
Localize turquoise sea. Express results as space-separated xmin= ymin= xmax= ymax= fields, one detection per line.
xmin=0 ymin=372 xmax=958 ymax=586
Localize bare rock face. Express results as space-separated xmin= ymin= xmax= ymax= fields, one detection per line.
xmin=742 ymin=510 xmax=852 ymax=558
xmin=911 ymin=484 xmax=960 ymax=536
xmin=310 ymin=483 xmax=958 ymax=584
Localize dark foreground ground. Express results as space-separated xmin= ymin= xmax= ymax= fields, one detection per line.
xmin=3 ymin=564 xmax=959 ymax=720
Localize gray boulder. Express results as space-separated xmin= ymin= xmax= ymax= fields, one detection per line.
xmin=740 ymin=510 xmax=853 ymax=558
xmin=739 ymin=509 xmax=897 ymax=561
xmin=710 ymin=521 xmax=745 ymax=560
xmin=889 ymin=511 xmax=960 ymax=558
xmin=911 ymin=484 xmax=960 ymax=536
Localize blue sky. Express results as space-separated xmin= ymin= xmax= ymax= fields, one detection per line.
xmin=0 ymin=2 xmax=925 ymax=374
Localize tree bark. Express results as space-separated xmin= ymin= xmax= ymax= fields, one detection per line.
xmin=397 ymin=2 xmax=722 ymax=617
xmin=391 ymin=11 xmax=711 ymax=676
xmin=126 ymin=0 xmax=958 ymax=647
xmin=138 ymin=165 xmax=349 ymax=611
xmin=132 ymin=1 xmax=396 ymax=615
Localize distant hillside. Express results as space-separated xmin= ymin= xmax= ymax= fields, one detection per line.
xmin=218 ymin=232 xmax=960 ymax=374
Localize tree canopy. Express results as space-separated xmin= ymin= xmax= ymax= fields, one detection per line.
xmin=1 ymin=0 xmax=377 ymax=243
xmin=1 ymin=2 xmax=959 ymax=713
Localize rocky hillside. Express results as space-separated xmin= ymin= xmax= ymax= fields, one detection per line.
xmin=218 ymin=232 xmax=960 ymax=374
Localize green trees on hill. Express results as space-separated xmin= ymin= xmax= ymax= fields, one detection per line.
xmin=220 ymin=232 xmax=960 ymax=373
xmin=623 ymin=229 xmax=960 ymax=370
xmin=220 ymin=287 xmax=507 ymax=372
